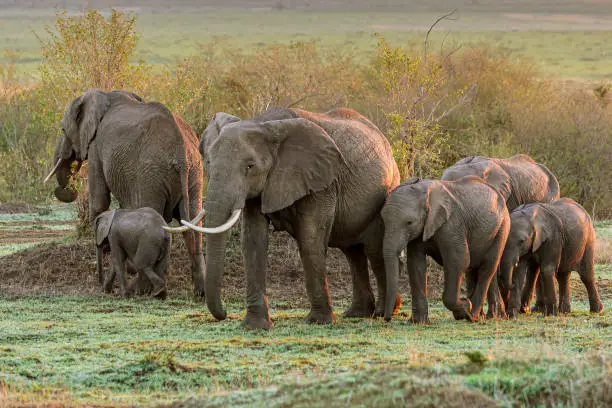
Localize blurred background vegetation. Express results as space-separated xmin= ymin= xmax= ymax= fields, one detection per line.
xmin=0 ymin=5 xmax=611 ymax=218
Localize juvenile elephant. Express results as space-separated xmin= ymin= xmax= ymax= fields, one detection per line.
xmin=174 ymin=107 xmax=400 ymax=329
xmin=441 ymin=154 xmax=560 ymax=210
xmin=94 ymin=208 xmax=170 ymax=298
xmin=44 ymin=90 xmax=205 ymax=297
xmin=382 ymin=177 xmax=510 ymax=323
xmin=499 ymin=198 xmax=604 ymax=316
xmin=442 ymin=154 xmax=560 ymax=313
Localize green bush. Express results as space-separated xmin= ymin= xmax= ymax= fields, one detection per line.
xmin=1 ymin=9 xmax=611 ymax=218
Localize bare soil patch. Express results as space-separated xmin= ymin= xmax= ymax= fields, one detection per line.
xmin=0 ymin=226 xmax=424 ymax=307
xmin=0 ymin=202 xmax=47 ymax=214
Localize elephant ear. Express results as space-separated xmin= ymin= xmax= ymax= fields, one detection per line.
xmin=94 ymin=210 xmax=116 ymax=246
xmin=531 ymin=205 xmax=562 ymax=253
xmin=261 ymin=118 xmax=345 ymax=213
xmin=63 ymin=90 xmax=110 ymax=161
xmin=481 ymin=165 xmax=512 ymax=203
xmin=423 ymin=182 xmax=455 ymax=242
xmin=199 ymin=112 xmax=241 ymax=157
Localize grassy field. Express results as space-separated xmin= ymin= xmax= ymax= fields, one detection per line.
xmin=0 ymin=206 xmax=611 ymax=406
xmin=1 ymin=296 xmax=610 ymax=407
xmin=2 ymin=5 xmax=612 ymax=80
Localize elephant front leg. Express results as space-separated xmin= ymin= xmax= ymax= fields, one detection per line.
xmin=538 ymin=264 xmax=559 ymax=315
xmin=406 ymin=243 xmax=429 ymax=323
xmin=96 ymin=245 xmax=105 ymax=286
xmin=531 ymin=278 xmax=547 ymax=313
xmin=342 ymin=246 xmax=375 ymax=318
xmin=242 ymin=198 xmax=273 ymax=330
xmin=181 ymin=228 xmax=205 ymax=298
xmin=521 ymin=265 xmax=540 ymax=313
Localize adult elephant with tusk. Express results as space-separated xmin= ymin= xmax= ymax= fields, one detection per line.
xmin=174 ymin=107 xmax=401 ymax=329
xmin=45 ymin=89 xmax=206 ymax=297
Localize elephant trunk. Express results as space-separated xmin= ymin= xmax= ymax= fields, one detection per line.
xmin=499 ymin=252 xmax=517 ymax=296
xmin=204 ymin=197 xmax=241 ymax=321
xmin=51 ymin=137 xmax=80 ymax=203
xmin=383 ymin=233 xmax=403 ymax=321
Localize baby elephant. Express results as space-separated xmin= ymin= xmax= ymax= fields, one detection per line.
xmin=94 ymin=207 xmax=171 ymax=298
xmin=499 ymin=198 xmax=604 ymax=317
xmin=382 ymin=177 xmax=510 ymax=323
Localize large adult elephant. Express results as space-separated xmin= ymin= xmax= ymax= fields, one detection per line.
xmin=441 ymin=154 xmax=560 ymax=313
xmin=176 ymin=107 xmax=400 ymax=329
xmin=44 ymin=89 xmax=205 ymax=296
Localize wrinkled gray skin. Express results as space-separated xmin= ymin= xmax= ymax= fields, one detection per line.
xmin=94 ymin=208 xmax=171 ymax=299
xmin=197 ymin=107 xmax=400 ymax=329
xmin=499 ymin=198 xmax=604 ymax=317
xmin=382 ymin=177 xmax=510 ymax=323
xmin=442 ymin=154 xmax=560 ymax=314
xmin=49 ymin=90 xmax=204 ymax=296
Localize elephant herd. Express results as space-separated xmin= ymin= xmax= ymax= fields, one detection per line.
xmin=44 ymin=89 xmax=604 ymax=330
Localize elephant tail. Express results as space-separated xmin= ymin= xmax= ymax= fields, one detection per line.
xmin=537 ymin=163 xmax=560 ymax=201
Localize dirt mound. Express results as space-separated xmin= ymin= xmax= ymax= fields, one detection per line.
xmin=0 ymin=227 xmax=429 ymax=307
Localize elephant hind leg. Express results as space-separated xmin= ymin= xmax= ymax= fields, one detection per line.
xmin=110 ymin=246 xmax=129 ymax=298
xmin=557 ymin=269 xmax=571 ymax=313
xmin=469 ymin=230 xmax=508 ymax=321
xmin=341 ymin=245 xmax=375 ymax=318
xmin=578 ymin=246 xmax=604 ymax=313
xmin=440 ymin=243 xmax=472 ymax=321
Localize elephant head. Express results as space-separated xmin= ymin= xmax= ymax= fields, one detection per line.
xmin=186 ymin=112 xmax=345 ymax=321
xmin=499 ymin=204 xmax=562 ymax=292
xmin=382 ymin=179 xmax=456 ymax=320
xmin=44 ymin=90 xmax=143 ymax=202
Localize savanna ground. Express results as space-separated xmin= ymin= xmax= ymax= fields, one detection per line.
xmin=0 ymin=205 xmax=611 ymax=407
xmin=1 ymin=0 xmax=612 ymax=406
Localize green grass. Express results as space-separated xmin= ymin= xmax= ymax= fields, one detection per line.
xmin=2 ymin=8 xmax=612 ymax=80
xmin=0 ymin=296 xmax=610 ymax=406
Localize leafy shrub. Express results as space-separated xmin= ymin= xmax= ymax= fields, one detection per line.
xmin=1 ymin=9 xmax=611 ymax=219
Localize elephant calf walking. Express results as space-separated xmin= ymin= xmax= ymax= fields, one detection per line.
xmin=382 ymin=176 xmax=510 ymax=323
xmin=499 ymin=198 xmax=604 ymax=316
xmin=94 ymin=208 xmax=171 ymax=298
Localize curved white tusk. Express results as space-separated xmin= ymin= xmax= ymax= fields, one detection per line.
xmin=162 ymin=208 xmax=208 ymax=233
xmin=43 ymin=159 xmax=63 ymax=183
xmin=180 ymin=209 xmax=242 ymax=234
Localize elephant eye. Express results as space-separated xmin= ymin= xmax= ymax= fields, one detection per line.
xmin=246 ymin=163 xmax=255 ymax=171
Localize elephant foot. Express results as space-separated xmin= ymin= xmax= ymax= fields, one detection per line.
xmin=305 ymin=310 xmax=336 ymax=325
xmin=486 ymin=306 xmax=508 ymax=320
xmin=192 ymin=279 xmax=205 ymax=299
xmin=507 ymin=308 xmax=519 ymax=319
xmin=373 ymin=294 xmax=403 ymax=318
xmin=531 ymin=302 xmax=546 ymax=313
xmin=559 ymin=302 xmax=571 ymax=314
xmin=543 ymin=303 xmax=559 ymax=316
xmin=589 ymin=300 xmax=604 ymax=314
xmin=450 ymin=298 xmax=473 ymax=321
xmin=152 ymin=285 xmax=167 ymax=300
xmin=129 ymin=278 xmax=153 ymax=296
xmin=103 ymin=280 xmax=114 ymax=294
xmin=243 ymin=314 xmax=274 ymax=330
xmin=408 ymin=314 xmax=429 ymax=324
xmin=343 ymin=303 xmax=375 ymax=318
